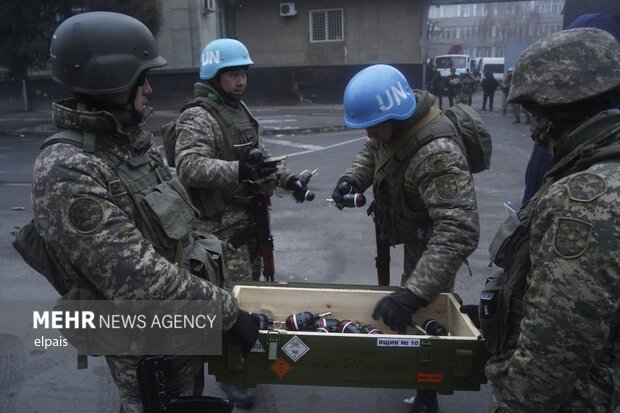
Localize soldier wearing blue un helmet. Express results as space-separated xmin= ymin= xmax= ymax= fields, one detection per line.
xmin=343 ymin=64 xmax=417 ymax=128
xmin=332 ymin=64 xmax=480 ymax=413
xmin=199 ymin=38 xmax=254 ymax=81
xmin=171 ymin=37 xmax=306 ymax=408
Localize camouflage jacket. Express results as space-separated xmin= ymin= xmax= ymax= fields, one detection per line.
xmin=32 ymin=100 xmax=238 ymax=329
xmin=340 ymin=91 xmax=480 ymax=302
xmin=487 ymin=110 xmax=620 ymax=412
xmin=174 ymin=82 xmax=294 ymax=237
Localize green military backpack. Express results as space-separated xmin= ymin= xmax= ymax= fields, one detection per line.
xmin=442 ymin=103 xmax=492 ymax=173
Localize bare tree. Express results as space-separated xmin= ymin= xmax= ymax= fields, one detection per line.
xmin=0 ymin=0 xmax=163 ymax=111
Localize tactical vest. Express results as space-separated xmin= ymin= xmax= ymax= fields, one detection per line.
xmin=481 ymin=113 xmax=620 ymax=355
xmin=180 ymin=88 xmax=266 ymax=219
xmin=372 ymin=109 xmax=465 ymax=245
xmin=17 ymin=130 xmax=226 ymax=291
xmin=42 ymin=130 xmax=196 ymax=262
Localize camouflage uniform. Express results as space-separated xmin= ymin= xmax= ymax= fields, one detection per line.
xmin=340 ymin=90 xmax=479 ymax=301
xmin=460 ymin=73 xmax=477 ymax=106
xmin=485 ymin=28 xmax=620 ymax=412
xmin=175 ymin=82 xmax=294 ymax=285
xmin=32 ymin=100 xmax=239 ymax=412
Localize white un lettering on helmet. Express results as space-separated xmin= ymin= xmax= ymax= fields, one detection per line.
xmin=376 ymin=81 xmax=409 ymax=112
xmin=201 ymin=49 xmax=220 ymax=65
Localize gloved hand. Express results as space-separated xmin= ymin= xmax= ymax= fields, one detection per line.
xmin=372 ymin=288 xmax=428 ymax=334
xmin=239 ymin=157 xmax=278 ymax=182
xmin=330 ymin=177 xmax=358 ymax=210
xmin=227 ymin=310 xmax=260 ymax=355
xmin=459 ymin=304 xmax=481 ymax=329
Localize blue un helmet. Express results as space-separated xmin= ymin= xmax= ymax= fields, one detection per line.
xmin=343 ymin=64 xmax=416 ymax=129
xmin=199 ymin=38 xmax=254 ymax=80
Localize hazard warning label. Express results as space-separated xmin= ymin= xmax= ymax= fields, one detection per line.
xmin=269 ymin=357 xmax=293 ymax=380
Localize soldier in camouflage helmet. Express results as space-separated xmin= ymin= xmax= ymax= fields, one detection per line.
xmin=484 ymin=28 xmax=620 ymax=412
xmin=36 ymin=12 xmax=258 ymax=412
xmin=333 ymin=64 xmax=480 ymax=413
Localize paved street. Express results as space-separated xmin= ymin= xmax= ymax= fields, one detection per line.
xmin=0 ymin=91 xmax=536 ymax=413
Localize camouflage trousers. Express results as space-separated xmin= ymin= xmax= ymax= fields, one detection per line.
xmin=488 ymin=361 xmax=619 ymax=413
xmin=105 ymin=355 xmax=204 ymax=413
xmin=512 ymin=103 xmax=531 ymax=122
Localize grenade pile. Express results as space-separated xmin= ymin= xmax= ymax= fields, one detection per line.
xmin=253 ymin=311 xmax=382 ymax=334
xmin=254 ymin=311 xmax=449 ymax=336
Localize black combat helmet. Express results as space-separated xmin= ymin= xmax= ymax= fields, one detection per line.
xmin=50 ymin=11 xmax=167 ymax=95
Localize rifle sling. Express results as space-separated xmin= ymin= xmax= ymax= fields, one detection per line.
xmin=374 ymin=106 xmax=441 ymax=176
xmin=227 ymin=224 xmax=260 ymax=249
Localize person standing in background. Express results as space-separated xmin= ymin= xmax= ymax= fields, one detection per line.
xmin=481 ymin=71 xmax=498 ymax=112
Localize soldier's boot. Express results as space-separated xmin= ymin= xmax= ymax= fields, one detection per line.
xmin=407 ymin=390 xmax=438 ymax=413
xmin=219 ymin=383 xmax=256 ymax=409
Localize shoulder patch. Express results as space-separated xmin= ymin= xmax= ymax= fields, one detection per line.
xmin=177 ymin=130 xmax=195 ymax=149
xmin=426 ymin=152 xmax=450 ymax=173
xmin=68 ymin=197 xmax=104 ymax=234
xmin=567 ymin=172 xmax=606 ymax=202
xmin=434 ymin=174 xmax=459 ymax=200
xmin=553 ymin=217 xmax=592 ymax=259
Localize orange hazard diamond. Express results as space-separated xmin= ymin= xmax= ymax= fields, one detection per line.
xmin=269 ymin=357 xmax=293 ymax=380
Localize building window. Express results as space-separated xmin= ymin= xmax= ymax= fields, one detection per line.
xmin=309 ymin=9 xmax=344 ymax=42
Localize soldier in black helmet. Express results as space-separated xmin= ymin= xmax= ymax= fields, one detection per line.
xmin=30 ymin=12 xmax=259 ymax=412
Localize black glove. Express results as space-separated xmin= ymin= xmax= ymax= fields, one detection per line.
xmin=238 ymin=160 xmax=278 ymax=182
xmin=227 ymin=310 xmax=260 ymax=355
xmin=372 ymin=288 xmax=428 ymax=334
xmin=330 ymin=177 xmax=358 ymax=210
xmin=459 ymin=304 xmax=481 ymax=329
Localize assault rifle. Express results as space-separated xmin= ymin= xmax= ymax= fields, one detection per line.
xmin=234 ymin=179 xmax=276 ymax=281
xmin=368 ymin=202 xmax=390 ymax=286
xmin=233 ymin=143 xmax=282 ymax=281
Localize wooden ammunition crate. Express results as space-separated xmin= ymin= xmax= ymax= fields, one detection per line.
xmin=207 ymin=283 xmax=488 ymax=394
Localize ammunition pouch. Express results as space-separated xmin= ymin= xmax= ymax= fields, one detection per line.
xmin=189 ymin=187 xmax=228 ymax=220
xmin=119 ymin=167 xmax=196 ymax=263
xmin=481 ymin=208 xmax=532 ymax=355
xmin=187 ymin=232 xmax=228 ymax=288
xmin=137 ymin=355 xmax=234 ymax=413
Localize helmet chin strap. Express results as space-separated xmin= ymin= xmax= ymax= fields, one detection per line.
xmin=208 ymin=76 xmax=244 ymax=105
xmin=82 ymin=98 xmax=142 ymax=125
xmin=83 ymin=73 xmax=146 ymax=125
